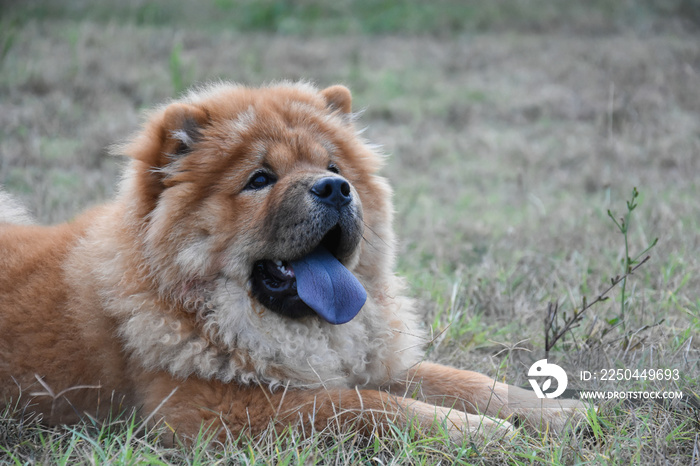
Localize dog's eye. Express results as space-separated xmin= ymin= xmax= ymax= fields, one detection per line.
xmin=245 ymin=171 xmax=276 ymax=190
xmin=328 ymin=163 xmax=340 ymax=174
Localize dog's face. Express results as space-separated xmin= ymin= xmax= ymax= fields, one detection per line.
xmin=107 ymin=83 xmax=423 ymax=386
xmin=121 ymin=83 xmax=392 ymax=326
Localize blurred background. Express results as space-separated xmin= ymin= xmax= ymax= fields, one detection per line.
xmin=0 ymin=1 xmax=698 ymax=461
xmin=4 ymin=0 xmax=700 ymax=34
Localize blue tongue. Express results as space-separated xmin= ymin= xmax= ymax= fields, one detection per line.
xmin=290 ymin=246 xmax=367 ymax=325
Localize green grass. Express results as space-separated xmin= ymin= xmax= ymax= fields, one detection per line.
xmin=1 ymin=2 xmax=699 ymax=464
xmin=4 ymin=0 xmax=696 ymax=35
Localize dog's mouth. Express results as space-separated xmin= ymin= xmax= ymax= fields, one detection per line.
xmin=250 ymin=226 xmax=366 ymax=325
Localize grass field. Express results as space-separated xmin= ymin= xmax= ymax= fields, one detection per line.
xmin=1 ymin=1 xmax=699 ymax=464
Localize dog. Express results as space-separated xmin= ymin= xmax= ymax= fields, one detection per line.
xmin=0 ymin=82 xmax=586 ymax=445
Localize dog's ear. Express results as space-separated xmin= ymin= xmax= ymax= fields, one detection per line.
xmin=122 ymin=102 xmax=209 ymax=214
xmin=321 ymin=85 xmax=352 ymax=115
xmin=160 ymin=103 xmax=209 ymax=161
xmin=133 ymin=103 xmax=209 ymax=169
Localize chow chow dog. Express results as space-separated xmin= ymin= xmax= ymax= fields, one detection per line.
xmin=0 ymin=82 xmax=586 ymax=445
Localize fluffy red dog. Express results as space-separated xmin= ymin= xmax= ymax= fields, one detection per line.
xmin=0 ymin=82 xmax=585 ymax=444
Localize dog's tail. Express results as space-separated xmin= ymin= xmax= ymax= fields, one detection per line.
xmin=0 ymin=188 xmax=34 ymax=225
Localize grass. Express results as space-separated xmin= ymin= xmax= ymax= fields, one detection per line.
xmin=1 ymin=1 xmax=699 ymax=464
xmin=5 ymin=0 xmax=695 ymax=35
xmin=606 ymin=187 xmax=659 ymax=329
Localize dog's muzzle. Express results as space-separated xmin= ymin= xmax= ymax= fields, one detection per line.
xmin=250 ymin=175 xmax=366 ymax=324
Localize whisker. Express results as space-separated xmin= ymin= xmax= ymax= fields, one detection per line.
xmin=360 ymin=219 xmax=393 ymax=256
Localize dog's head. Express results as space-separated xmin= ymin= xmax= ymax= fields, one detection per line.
xmin=118 ymin=82 xmax=395 ymax=326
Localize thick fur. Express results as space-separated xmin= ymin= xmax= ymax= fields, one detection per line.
xmin=0 ymin=82 xmax=585 ymax=444
xmin=0 ymin=190 xmax=34 ymax=225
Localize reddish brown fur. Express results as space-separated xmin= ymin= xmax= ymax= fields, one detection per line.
xmin=0 ymin=82 xmax=586 ymax=445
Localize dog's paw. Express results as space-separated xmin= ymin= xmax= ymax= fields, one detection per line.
xmin=441 ymin=408 xmax=514 ymax=441
xmin=406 ymin=400 xmax=513 ymax=441
xmin=515 ymin=398 xmax=592 ymax=434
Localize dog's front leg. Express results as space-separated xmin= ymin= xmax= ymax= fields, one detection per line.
xmin=391 ymin=362 xmax=588 ymax=434
xmin=269 ymin=385 xmax=512 ymax=442
xmin=137 ymin=371 xmax=511 ymax=446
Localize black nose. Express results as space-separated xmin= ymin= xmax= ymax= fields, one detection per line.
xmin=310 ymin=176 xmax=352 ymax=209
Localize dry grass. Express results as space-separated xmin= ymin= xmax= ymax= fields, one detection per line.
xmin=0 ymin=4 xmax=699 ymax=464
